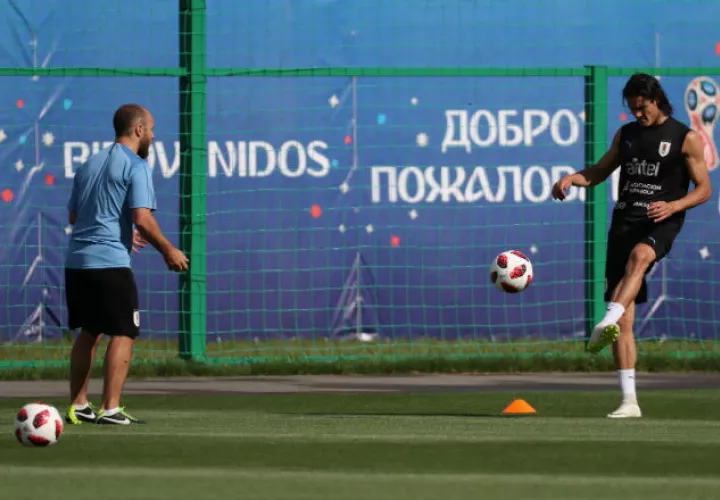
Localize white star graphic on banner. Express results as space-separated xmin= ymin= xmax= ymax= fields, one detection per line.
xmin=42 ymin=132 xmax=54 ymax=147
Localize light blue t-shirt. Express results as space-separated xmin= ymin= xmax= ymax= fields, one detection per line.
xmin=65 ymin=143 xmax=156 ymax=269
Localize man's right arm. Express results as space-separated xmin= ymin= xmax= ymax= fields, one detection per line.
xmin=569 ymin=129 xmax=622 ymax=187
xmin=552 ymin=129 xmax=622 ymax=201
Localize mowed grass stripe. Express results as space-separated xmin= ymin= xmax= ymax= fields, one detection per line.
xmin=2 ymin=433 xmax=719 ymax=477
xmin=32 ymin=409 xmax=720 ymax=426
xmin=2 ymin=467 xmax=717 ymax=500
xmin=5 ymin=409 xmax=720 ymax=445
xmin=53 ymin=429 xmax=720 ymax=445
xmin=16 ymin=408 xmax=720 ymax=428
xmin=1 ymin=466 xmax=720 ymax=487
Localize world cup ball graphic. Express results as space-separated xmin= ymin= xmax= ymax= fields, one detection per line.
xmin=685 ymin=77 xmax=719 ymax=171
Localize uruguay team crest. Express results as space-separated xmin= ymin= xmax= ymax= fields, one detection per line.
xmin=658 ymin=141 xmax=671 ymax=157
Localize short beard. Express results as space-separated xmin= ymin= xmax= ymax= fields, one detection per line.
xmin=137 ymin=138 xmax=151 ymax=159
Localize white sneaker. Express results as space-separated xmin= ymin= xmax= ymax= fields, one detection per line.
xmin=607 ymin=402 xmax=642 ymax=418
xmin=587 ymin=323 xmax=620 ymax=353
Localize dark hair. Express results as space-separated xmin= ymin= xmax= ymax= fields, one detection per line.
xmin=622 ymin=73 xmax=673 ymax=116
xmin=113 ymin=104 xmax=147 ymax=137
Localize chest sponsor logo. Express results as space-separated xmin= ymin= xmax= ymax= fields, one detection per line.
xmin=625 ymin=158 xmax=660 ymax=177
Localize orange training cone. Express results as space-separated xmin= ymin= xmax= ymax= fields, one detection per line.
xmin=502 ymin=399 xmax=537 ymax=415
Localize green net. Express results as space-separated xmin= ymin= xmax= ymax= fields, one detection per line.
xmin=0 ymin=76 xmax=182 ymax=367
xmin=201 ymin=74 xmax=590 ymax=363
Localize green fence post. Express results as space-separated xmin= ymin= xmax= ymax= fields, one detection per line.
xmin=583 ymin=65 xmax=609 ymax=341
xmin=178 ymin=0 xmax=207 ymax=361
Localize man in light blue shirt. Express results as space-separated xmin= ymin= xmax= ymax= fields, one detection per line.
xmin=64 ymin=104 xmax=188 ymax=426
xmin=65 ymin=141 xmax=157 ymax=269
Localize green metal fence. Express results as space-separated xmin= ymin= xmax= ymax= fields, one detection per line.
xmin=1 ymin=0 xmax=719 ymax=366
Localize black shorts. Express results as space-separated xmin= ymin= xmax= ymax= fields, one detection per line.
xmin=604 ymin=217 xmax=683 ymax=304
xmin=64 ymin=267 xmax=140 ymax=338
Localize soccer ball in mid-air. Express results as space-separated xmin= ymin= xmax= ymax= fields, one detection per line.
xmin=490 ymin=250 xmax=534 ymax=293
xmin=14 ymin=402 xmax=64 ymax=447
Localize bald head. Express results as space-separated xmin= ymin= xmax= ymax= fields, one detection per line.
xmin=113 ymin=104 xmax=149 ymax=138
xmin=112 ymin=104 xmax=155 ymax=159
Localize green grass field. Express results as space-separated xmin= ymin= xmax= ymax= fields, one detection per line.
xmin=2 ymin=390 xmax=720 ymax=499
xmin=3 ymin=338 xmax=720 ymax=379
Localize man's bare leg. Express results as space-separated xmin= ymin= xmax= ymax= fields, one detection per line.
xmin=100 ymin=336 xmax=135 ymax=411
xmin=96 ymin=335 xmax=144 ymax=425
xmin=587 ymin=243 xmax=656 ymax=353
xmin=612 ymin=301 xmax=637 ymax=373
xmin=607 ymin=301 xmax=642 ymax=417
xmin=70 ymin=330 xmax=102 ymax=405
xmin=66 ymin=329 xmax=103 ymax=424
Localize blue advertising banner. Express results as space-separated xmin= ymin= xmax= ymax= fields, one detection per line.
xmin=1 ymin=1 xmax=719 ymax=343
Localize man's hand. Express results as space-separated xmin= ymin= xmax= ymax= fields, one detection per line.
xmin=132 ymin=229 xmax=148 ymax=254
xmin=164 ymin=247 xmax=189 ymax=272
xmin=133 ymin=208 xmax=189 ymax=272
xmin=647 ymin=201 xmax=678 ymax=223
xmin=552 ymin=175 xmax=575 ymax=201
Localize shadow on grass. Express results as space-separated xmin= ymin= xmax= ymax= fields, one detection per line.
xmin=278 ymin=411 xmax=532 ymax=419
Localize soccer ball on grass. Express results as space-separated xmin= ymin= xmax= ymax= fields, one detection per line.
xmin=14 ymin=402 xmax=64 ymax=447
xmin=490 ymin=250 xmax=534 ymax=293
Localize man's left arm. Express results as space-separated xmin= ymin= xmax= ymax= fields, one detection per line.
xmin=130 ymin=161 xmax=156 ymax=254
xmin=648 ymin=131 xmax=712 ymax=222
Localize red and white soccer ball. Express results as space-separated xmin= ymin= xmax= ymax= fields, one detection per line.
xmin=490 ymin=250 xmax=534 ymax=293
xmin=14 ymin=402 xmax=64 ymax=447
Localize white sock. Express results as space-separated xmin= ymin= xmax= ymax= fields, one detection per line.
xmin=72 ymin=403 xmax=88 ymax=410
xmin=102 ymin=407 xmax=120 ymax=416
xmin=602 ymin=302 xmax=625 ymax=325
xmin=618 ymin=369 xmax=637 ymax=404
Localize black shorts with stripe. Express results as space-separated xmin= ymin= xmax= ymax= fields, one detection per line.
xmin=604 ymin=217 xmax=683 ymax=304
xmin=64 ymin=267 xmax=140 ymax=338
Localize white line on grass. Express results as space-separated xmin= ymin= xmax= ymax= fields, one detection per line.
xmin=0 ymin=466 xmax=719 ymax=487
xmin=59 ymin=429 xmax=720 ymax=445
xmin=40 ymin=410 xmax=720 ymax=429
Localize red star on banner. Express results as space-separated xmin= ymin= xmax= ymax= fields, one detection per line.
xmin=309 ymin=204 xmax=322 ymax=218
